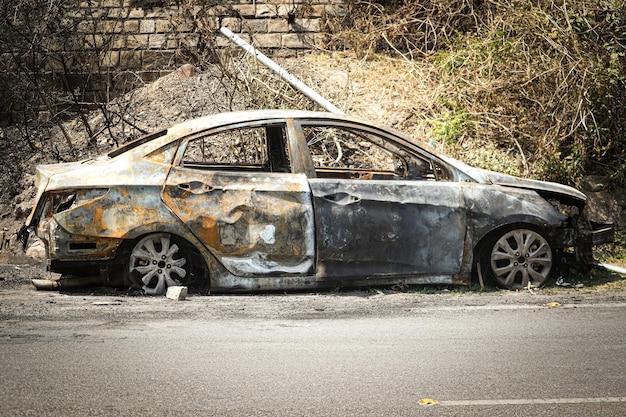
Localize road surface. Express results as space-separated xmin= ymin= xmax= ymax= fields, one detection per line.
xmin=1 ymin=282 xmax=625 ymax=416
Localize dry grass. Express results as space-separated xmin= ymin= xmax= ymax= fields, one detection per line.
xmin=288 ymin=52 xmax=527 ymax=176
xmin=321 ymin=0 xmax=626 ymax=186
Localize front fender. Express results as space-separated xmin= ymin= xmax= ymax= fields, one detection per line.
xmin=461 ymin=183 xmax=569 ymax=245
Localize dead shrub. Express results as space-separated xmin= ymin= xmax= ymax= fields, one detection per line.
xmin=322 ymin=0 xmax=626 ymax=185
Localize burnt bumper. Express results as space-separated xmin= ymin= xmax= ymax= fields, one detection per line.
xmin=585 ymin=221 xmax=615 ymax=246
xmin=579 ymin=221 xmax=615 ymax=265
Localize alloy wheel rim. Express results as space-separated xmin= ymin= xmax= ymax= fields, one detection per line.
xmin=129 ymin=234 xmax=187 ymax=295
xmin=490 ymin=229 xmax=552 ymax=289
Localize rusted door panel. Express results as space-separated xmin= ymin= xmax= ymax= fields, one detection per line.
xmin=162 ymin=168 xmax=315 ymax=277
xmin=309 ymin=179 xmax=467 ymax=279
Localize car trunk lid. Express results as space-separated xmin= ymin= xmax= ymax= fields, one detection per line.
xmin=25 ymin=161 xmax=89 ymax=226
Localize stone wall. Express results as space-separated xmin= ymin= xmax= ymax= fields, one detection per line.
xmin=0 ymin=0 xmax=343 ymax=122
xmin=89 ymin=0 xmax=342 ymax=76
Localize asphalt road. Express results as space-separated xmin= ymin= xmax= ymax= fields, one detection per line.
xmin=1 ymin=288 xmax=625 ymax=416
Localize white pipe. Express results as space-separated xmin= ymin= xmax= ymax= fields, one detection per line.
xmin=219 ymin=26 xmax=345 ymax=115
xmin=598 ymin=263 xmax=626 ymax=275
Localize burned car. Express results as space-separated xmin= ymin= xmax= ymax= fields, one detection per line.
xmin=22 ymin=110 xmax=614 ymax=294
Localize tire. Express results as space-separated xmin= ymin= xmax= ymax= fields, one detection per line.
xmin=483 ymin=228 xmax=553 ymax=290
xmin=127 ymin=233 xmax=207 ymax=295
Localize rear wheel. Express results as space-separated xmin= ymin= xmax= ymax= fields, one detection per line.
xmin=483 ymin=228 xmax=553 ymax=289
xmin=127 ymin=233 xmax=206 ymax=295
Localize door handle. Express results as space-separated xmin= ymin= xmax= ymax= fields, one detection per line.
xmin=177 ymin=181 xmax=222 ymax=194
xmin=323 ymin=192 xmax=360 ymax=205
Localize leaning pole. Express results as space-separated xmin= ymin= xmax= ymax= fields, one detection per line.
xmin=219 ymin=26 xmax=345 ymax=115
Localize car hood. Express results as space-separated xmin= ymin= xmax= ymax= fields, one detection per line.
xmin=441 ymin=156 xmax=587 ymax=201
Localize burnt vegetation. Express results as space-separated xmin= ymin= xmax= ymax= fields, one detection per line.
xmin=0 ymin=0 xmax=624 ymax=239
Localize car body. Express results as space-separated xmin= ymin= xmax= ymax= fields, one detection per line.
xmin=22 ymin=110 xmax=614 ymax=294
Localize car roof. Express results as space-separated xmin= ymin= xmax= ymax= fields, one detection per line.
xmin=172 ymin=109 xmax=364 ymax=131
xmin=110 ymin=110 xmax=401 ymax=158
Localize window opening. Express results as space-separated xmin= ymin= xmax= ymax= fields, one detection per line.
xmin=182 ymin=124 xmax=290 ymax=172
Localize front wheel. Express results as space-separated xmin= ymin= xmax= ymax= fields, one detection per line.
xmin=127 ymin=233 xmax=206 ymax=295
xmin=483 ymin=228 xmax=554 ymax=290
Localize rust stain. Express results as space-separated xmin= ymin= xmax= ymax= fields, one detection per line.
xmin=199 ymin=216 xmax=220 ymax=246
xmin=93 ymin=207 xmax=107 ymax=232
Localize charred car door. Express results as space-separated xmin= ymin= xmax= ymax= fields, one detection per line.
xmin=299 ymin=122 xmax=468 ymax=280
xmin=162 ymin=122 xmax=315 ymax=277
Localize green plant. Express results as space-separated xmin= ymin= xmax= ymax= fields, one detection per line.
xmin=429 ymin=108 xmax=468 ymax=146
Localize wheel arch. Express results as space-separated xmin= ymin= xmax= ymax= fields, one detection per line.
xmin=114 ymin=229 xmax=213 ymax=293
xmin=475 ymin=221 xmax=554 ymax=257
xmin=473 ymin=212 xmax=559 ymax=251
xmin=471 ymin=218 xmax=560 ymax=287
